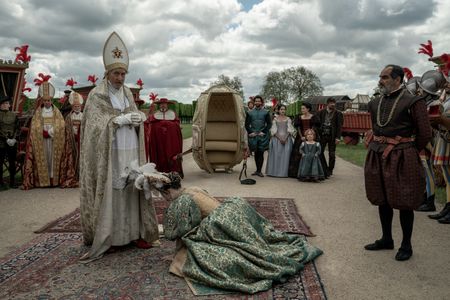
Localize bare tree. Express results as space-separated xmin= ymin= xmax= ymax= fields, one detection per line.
xmin=261 ymin=66 xmax=323 ymax=103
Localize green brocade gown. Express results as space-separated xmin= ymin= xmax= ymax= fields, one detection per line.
xmin=164 ymin=195 xmax=323 ymax=294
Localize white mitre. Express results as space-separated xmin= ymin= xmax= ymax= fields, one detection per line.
xmin=38 ymin=82 xmax=55 ymax=100
xmin=103 ymin=31 xmax=129 ymax=72
xmin=68 ymin=91 xmax=84 ymax=106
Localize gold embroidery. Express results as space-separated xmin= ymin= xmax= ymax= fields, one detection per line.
xmin=27 ymin=107 xmax=65 ymax=187
xmin=112 ymin=47 xmax=123 ymax=59
xmin=43 ymin=117 xmax=54 ymax=125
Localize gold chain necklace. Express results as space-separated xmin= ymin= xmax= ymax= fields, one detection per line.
xmin=376 ymin=90 xmax=404 ymax=127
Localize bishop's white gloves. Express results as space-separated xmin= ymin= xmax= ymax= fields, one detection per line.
xmin=48 ymin=127 xmax=54 ymax=138
xmin=6 ymin=138 xmax=17 ymax=147
xmin=113 ymin=112 xmax=145 ymax=127
xmin=131 ymin=111 xmax=147 ymax=127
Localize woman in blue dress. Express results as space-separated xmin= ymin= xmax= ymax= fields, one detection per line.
xmin=265 ymin=105 xmax=296 ymax=177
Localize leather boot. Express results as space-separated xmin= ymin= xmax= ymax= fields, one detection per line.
xmin=438 ymin=210 xmax=450 ymax=224
xmin=429 ymin=202 xmax=450 ymax=220
xmin=416 ymin=194 xmax=436 ymax=212
xmin=9 ymin=179 xmax=18 ymax=189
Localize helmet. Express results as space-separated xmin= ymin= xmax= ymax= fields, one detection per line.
xmin=418 ymin=70 xmax=446 ymax=96
xmin=405 ymin=76 xmax=421 ymax=95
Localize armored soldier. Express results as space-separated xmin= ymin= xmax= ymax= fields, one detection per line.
xmin=0 ymin=96 xmax=19 ymax=188
xmin=429 ymin=80 xmax=450 ymax=223
xmin=414 ymin=70 xmax=447 ymax=212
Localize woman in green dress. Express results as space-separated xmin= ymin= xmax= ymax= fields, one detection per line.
xmin=149 ymin=172 xmax=323 ymax=295
xmin=297 ymin=129 xmax=326 ymax=182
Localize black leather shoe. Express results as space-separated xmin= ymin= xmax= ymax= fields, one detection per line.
xmin=429 ymin=203 xmax=450 ymax=219
xmin=395 ymin=248 xmax=413 ymax=261
xmin=437 ymin=211 xmax=450 ymax=224
xmin=416 ymin=194 xmax=436 ymax=212
xmin=364 ymin=239 xmax=394 ymax=251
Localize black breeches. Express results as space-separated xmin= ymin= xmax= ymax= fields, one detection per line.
xmin=320 ymin=136 xmax=336 ymax=171
xmin=0 ymin=146 xmax=17 ymax=184
xmin=254 ymin=150 xmax=264 ymax=172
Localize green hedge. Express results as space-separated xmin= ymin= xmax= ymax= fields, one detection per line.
xmin=286 ymin=101 xmax=302 ymax=117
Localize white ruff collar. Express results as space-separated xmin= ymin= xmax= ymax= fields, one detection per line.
xmin=153 ymin=110 xmax=176 ymax=120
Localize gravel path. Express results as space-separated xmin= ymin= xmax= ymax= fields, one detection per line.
xmin=1 ymin=138 xmax=449 ymax=299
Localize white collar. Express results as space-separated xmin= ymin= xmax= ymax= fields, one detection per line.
xmin=42 ymin=106 xmax=53 ymax=113
xmin=108 ymin=81 xmax=124 ymax=97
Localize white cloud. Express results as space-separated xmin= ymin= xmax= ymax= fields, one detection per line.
xmin=0 ymin=0 xmax=447 ymax=103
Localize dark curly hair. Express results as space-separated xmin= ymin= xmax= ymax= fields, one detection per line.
xmin=302 ymin=102 xmax=312 ymax=111
xmin=159 ymin=172 xmax=182 ymax=191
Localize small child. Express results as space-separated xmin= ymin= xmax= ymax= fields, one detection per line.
xmin=297 ymin=129 xmax=326 ymax=182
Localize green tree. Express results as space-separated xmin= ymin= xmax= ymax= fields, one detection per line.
xmin=261 ymin=71 xmax=290 ymax=104
xmin=261 ymin=66 xmax=323 ymax=103
xmin=212 ymin=74 xmax=244 ymax=97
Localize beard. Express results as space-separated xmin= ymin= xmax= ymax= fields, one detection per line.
xmin=379 ymin=81 xmax=401 ymax=95
xmin=379 ymin=84 xmax=395 ymax=95
xmin=378 ymin=84 xmax=390 ymax=95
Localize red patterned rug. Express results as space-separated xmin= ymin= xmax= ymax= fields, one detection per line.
xmin=34 ymin=197 xmax=314 ymax=236
xmin=1 ymin=197 xmax=326 ymax=299
xmin=0 ymin=234 xmax=326 ymax=300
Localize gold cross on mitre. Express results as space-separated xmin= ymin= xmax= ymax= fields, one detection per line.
xmin=103 ymin=32 xmax=129 ymax=71
xmin=112 ymin=47 xmax=123 ymax=59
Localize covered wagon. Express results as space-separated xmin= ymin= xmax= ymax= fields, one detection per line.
xmin=192 ymin=84 xmax=246 ymax=173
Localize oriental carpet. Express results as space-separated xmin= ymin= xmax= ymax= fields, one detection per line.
xmin=34 ymin=197 xmax=314 ymax=237
xmin=2 ymin=197 xmax=325 ymax=299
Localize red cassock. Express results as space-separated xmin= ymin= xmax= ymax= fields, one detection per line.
xmin=144 ymin=111 xmax=184 ymax=177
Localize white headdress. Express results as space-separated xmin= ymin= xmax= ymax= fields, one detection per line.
xmin=103 ymin=31 xmax=129 ymax=72
xmin=38 ymin=82 xmax=55 ymax=100
xmin=124 ymin=162 xmax=171 ymax=200
xmin=68 ymin=91 xmax=84 ymax=106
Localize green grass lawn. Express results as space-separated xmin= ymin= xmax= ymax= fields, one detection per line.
xmin=181 ymin=123 xmax=192 ymax=139
xmin=336 ymin=142 xmax=446 ymax=205
xmin=336 ymin=143 xmax=368 ymax=167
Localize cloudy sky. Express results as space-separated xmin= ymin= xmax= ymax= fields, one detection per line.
xmin=1 ymin=0 xmax=449 ymax=103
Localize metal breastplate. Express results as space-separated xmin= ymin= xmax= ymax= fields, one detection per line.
xmin=0 ymin=111 xmax=17 ymax=138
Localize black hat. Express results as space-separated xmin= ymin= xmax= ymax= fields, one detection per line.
xmin=0 ymin=96 xmax=12 ymax=105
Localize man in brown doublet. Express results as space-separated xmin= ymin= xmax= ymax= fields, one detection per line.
xmin=364 ymin=65 xmax=432 ymax=261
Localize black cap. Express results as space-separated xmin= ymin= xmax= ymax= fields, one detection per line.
xmin=0 ymin=96 xmax=12 ymax=105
